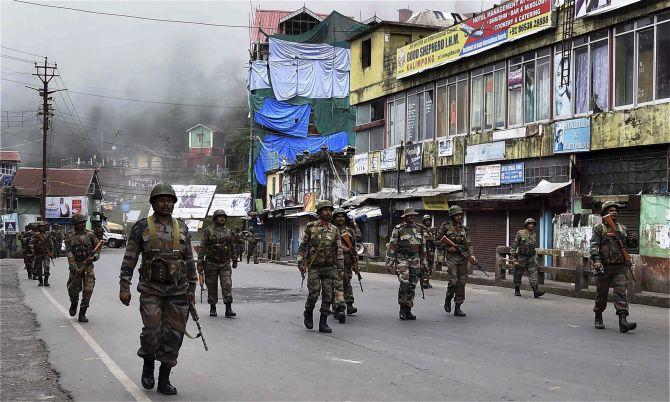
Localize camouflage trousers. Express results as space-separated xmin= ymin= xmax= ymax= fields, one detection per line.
xmin=593 ymin=265 xmax=629 ymax=315
xmin=204 ymin=261 xmax=233 ymax=305
xmin=246 ymin=245 xmax=258 ymax=263
xmin=513 ymin=258 xmax=538 ymax=287
xmin=137 ymin=292 xmax=189 ymax=367
xmin=343 ymin=265 xmax=355 ymax=305
xmin=23 ymin=254 xmax=34 ymax=273
xmin=33 ymin=255 xmax=50 ymax=277
xmin=306 ymin=265 xmax=344 ymax=314
xmin=67 ymin=264 xmax=95 ymax=308
xmin=423 ymin=250 xmax=435 ymax=285
xmin=446 ymin=257 xmax=468 ymax=304
xmin=396 ymin=257 xmax=421 ymax=308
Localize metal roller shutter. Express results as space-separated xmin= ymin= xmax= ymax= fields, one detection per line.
xmin=616 ymin=207 xmax=640 ymax=254
xmin=466 ymin=211 xmax=507 ymax=273
xmin=508 ymin=211 xmax=541 ymax=249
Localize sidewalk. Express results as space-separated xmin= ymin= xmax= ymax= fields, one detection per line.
xmin=263 ymin=258 xmax=670 ymax=308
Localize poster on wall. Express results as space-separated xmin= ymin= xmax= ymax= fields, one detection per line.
xmin=474 ymin=164 xmax=501 ymax=187
xmin=465 ymin=141 xmax=505 ymax=163
xmin=209 ymin=193 xmax=252 ymax=217
xmin=303 ymin=192 xmax=316 ymax=212
xmin=575 ymin=0 xmax=642 ymax=19
xmin=500 ymin=162 xmax=525 ymax=184
xmin=554 ymin=117 xmax=591 ymax=153
xmin=404 ymin=142 xmax=423 ymax=173
xmin=438 ymin=138 xmax=453 ymax=157
xmin=353 ymin=153 xmax=369 ymax=175
xmin=369 ymin=151 xmax=381 ymax=173
xmin=45 ymin=197 xmax=89 ymax=219
xmin=172 ymin=185 xmax=217 ymax=219
xmin=380 ymin=147 xmax=398 ymax=171
xmin=554 ymin=55 xmax=573 ymax=117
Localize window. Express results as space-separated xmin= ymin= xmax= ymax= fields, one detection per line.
xmin=568 ymin=31 xmax=611 ymax=115
xmin=355 ymin=130 xmax=370 ymax=153
xmin=443 ymin=74 xmax=468 ymax=135
xmin=355 ymin=126 xmax=384 ymax=153
xmin=436 ymin=84 xmax=447 ymax=137
xmin=356 ymin=99 xmax=385 ymax=126
xmin=361 ymin=38 xmax=372 ymax=69
xmin=508 ymin=50 xmax=550 ymax=125
xmin=387 ymin=94 xmax=406 ymax=147
xmin=471 ymin=62 xmax=506 ymax=131
xmin=508 ymin=63 xmax=523 ymax=126
xmin=471 ymin=73 xmax=484 ymax=130
xmin=406 ymin=85 xmax=435 ymax=142
xmin=356 ymin=104 xmax=371 ymax=126
xmin=439 ymin=166 xmax=462 ymax=185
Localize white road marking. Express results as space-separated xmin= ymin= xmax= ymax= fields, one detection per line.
xmin=329 ymin=357 xmax=362 ymax=364
xmin=41 ymin=288 xmax=151 ymax=402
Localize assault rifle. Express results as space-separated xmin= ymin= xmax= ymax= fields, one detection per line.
xmin=198 ymin=269 xmax=206 ymax=303
xmin=602 ymin=213 xmax=636 ymax=283
xmin=341 ymin=231 xmax=364 ymax=292
xmin=188 ymin=299 xmax=208 ymax=351
xmin=66 ymin=240 xmax=103 ymax=291
xmin=439 ymin=235 xmax=490 ymax=277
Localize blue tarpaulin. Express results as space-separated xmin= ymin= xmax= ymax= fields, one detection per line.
xmin=254 ymin=132 xmax=348 ymax=186
xmin=254 ymin=97 xmax=311 ymax=138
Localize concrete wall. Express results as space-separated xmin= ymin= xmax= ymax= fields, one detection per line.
xmin=591 ymin=104 xmax=670 ymax=150
xmin=639 ymin=195 xmax=670 ymax=293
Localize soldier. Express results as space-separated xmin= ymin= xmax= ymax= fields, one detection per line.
xmin=118 ymin=183 xmax=197 ymax=395
xmin=66 ymin=214 xmax=101 ymax=322
xmin=386 ymin=208 xmax=426 ymax=320
xmin=510 ymin=218 xmax=545 ymax=298
xmin=20 ymin=224 xmax=35 ymax=279
xmin=233 ymin=227 xmax=245 ymax=262
xmin=51 ymin=224 xmax=63 ymax=258
xmin=439 ymin=205 xmax=476 ymax=317
xmin=297 ymin=200 xmax=345 ymax=333
xmin=333 ymin=208 xmax=358 ymax=316
xmin=246 ymin=228 xmax=261 ymax=264
xmin=198 ymin=210 xmax=237 ymax=318
xmin=30 ymin=221 xmax=53 ymax=287
xmin=92 ymin=217 xmax=105 ymax=244
xmin=590 ymin=201 xmax=638 ymax=333
xmin=420 ymin=214 xmax=437 ymax=289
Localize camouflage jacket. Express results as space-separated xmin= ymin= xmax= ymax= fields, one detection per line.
xmin=417 ymin=223 xmax=438 ymax=253
xmin=511 ymin=228 xmax=537 ymax=260
xmin=337 ymin=225 xmax=357 ymax=266
xmin=120 ymin=216 xmax=196 ymax=295
xmin=200 ymin=224 xmax=235 ymax=264
xmin=298 ymin=220 xmax=344 ymax=270
xmin=30 ymin=232 xmax=53 ymax=256
xmin=20 ymin=231 xmax=33 ymax=252
xmin=437 ymin=222 xmax=472 ymax=258
xmin=246 ymin=233 xmax=261 ymax=246
xmin=590 ymin=222 xmax=637 ymax=266
xmin=65 ymin=229 xmax=99 ymax=268
xmin=387 ymin=222 xmax=426 ymax=261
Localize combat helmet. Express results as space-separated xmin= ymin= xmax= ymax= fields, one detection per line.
xmin=449 ymin=205 xmax=464 ymax=217
xmin=422 ymin=214 xmax=431 ymax=222
xmin=149 ymin=183 xmax=177 ymax=203
xmin=71 ymin=213 xmax=87 ymax=225
xmin=316 ymin=200 xmax=334 ymax=213
xmin=601 ymin=201 xmax=621 ymax=216
xmin=524 ymin=218 xmax=536 ymax=226
xmin=212 ymin=209 xmax=227 ymax=219
xmin=333 ymin=207 xmax=347 ymax=217
xmin=36 ymin=221 xmax=47 ymax=228
xmin=401 ymin=208 xmax=419 ymax=218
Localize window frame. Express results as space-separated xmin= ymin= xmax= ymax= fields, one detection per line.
xmin=471 ymin=62 xmax=506 ymax=132
xmin=361 ymin=38 xmax=372 ymax=69
xmin=386 ymin=92 xmax=407 ymax=148
xmin=507 ymin=49 xmax=551 ymax=126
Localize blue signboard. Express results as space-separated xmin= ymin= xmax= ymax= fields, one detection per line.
xmin=122 ymin=202 xmax=130 ymax=213
xmin=2 ymin=174 xmax=13 ymax=186
xmin=501 ymin=162 xmax=525 ymax=184
xmin=554 ymin=117 xmax=590 ymax=153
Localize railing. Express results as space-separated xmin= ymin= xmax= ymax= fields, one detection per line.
xmin=266 ymin=242 xmax=280 ymax=261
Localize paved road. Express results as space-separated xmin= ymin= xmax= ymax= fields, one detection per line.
xmin=14 ymin=249 xmax=670 ymax=401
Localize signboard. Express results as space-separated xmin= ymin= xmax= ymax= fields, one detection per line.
xmin=554 ymin=117 xmax=591 ymax=153
xmin=184 ymin=219 xmax=203 ymax=232
xmin=45 ymin=196 xmax=89 ymax=219
xmin=465 ymin=141 xmax=505 ymax=163
xmin=172 ymin=185 xmax=217 ymax=219
xmin=475 ymin=164 xmax=501 ymax=187
xmin=492 ymin=127 xmax=525 ymax=141
xmin=369 ymin=151 xmax=381 ymax=173
xmin=576 ymin=0 xmax=641 ymax=19
xmin=125 ymin=210 xmax=141 ymax=222
xmin=121 ymin=202 xmax=130 ymax=213
xmin=396 ymin=0 xmax=554 ymax=79
xmin=353 ymin=153 xmax=369 ymax=175
xmin=209 ymin=193 xmax=252 ymax=217
xmin=2 ymin=213 xmax=18 ymax=233
xmin=422 ymin=195 xmax=450 ymax=211
xmin=438 ymin=138 xmax=454 ymax=157
xmin=303 ymin=192 xmax=316 ymax=212
xmin=380 ymin=147 xmax=398 ymax=171
xmin=2 ymin=174 xmax=13 ymax=186
xmin=554 ymin=54 xmax=572 ymax=117
xmin=404 ymin=142 xmax=423 ymax=172
xmin=500 ymin=162 xmax=525 ymax=184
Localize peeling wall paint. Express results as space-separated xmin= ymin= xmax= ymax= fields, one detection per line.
xmin=639 ymin=195 xmax=670 ymax=259
xmin=553 ymin=213 xmax=601 ymax=257
xmin=591 ymin=103 xmax=670 ymax=150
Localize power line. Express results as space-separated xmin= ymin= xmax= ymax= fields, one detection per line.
xmin=67 ymin=89 xmax=248 ymax=109
xmin=1 ymin=54 xmax=38 ymax=64
xmin=0 ymin=45 xmax=45 ymax=58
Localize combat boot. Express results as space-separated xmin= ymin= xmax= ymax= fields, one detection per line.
xmin=594 ymin=312 xmax=605 ymax=329
xmin=514 ymin=285 xmax=521 ymax=296
xmin=28 ymin=270 xmax=33 ymax=280
xmin=69 ymin=299 xmax=78 ymax=317
xmin=399 ymin=306 xmax=408 ymax=320
xmin=422 ymin=281 xmax=432 ymax=289
xmin=43 ymin=275 xmax=50 ymax=287
xmin=141 ymin=358 xmax=155 ymax=390
xmin=209 ymin=304 xmax=217 ymax=317
xmin=303 ymin=309 xmax=313 ymax=329
xmin=224 ymin=303 xmax=236 ymax=318
xmin=532 ymin=285 xmax=545 ymax=298
xmin=346 ymin=303 xmax=358 ymax=315
xmin=618 ymin=313 xmax=637 ymax=333
xmin=336 ymin=305 xmax=346 ymax=324
xmin=157 ymin=364 xmax=177 ymax=395
xmin=454 ymin=303 xmax=466 ymax=317
xmin=318 ymin=313 xmax=332 ymax=333
xmin=444 ymin=294 xmax=452 ymax=313
xmin=78 ymin=307 xmax=88 ymax=323
xmin=405 ymin=307 xmax=416 ymax=320
xmin=37 ymin=276 xmax=43 ymax=286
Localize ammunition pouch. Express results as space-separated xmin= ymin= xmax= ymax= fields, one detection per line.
xmin=312 ymin=246 xmax=336 ymax=266
xmin=72 ymin=246 xmax=92 ymax=262
xmin=600 ymin=238 xmax=625 ymax=265
xmin=141 ymin=252 xmax=186 ymax=285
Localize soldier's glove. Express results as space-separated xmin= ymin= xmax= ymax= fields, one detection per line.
xmin=119 ymin=280 xmax=131 ymax=306
xmin=592 ymin=261 xmax=604 ymax=276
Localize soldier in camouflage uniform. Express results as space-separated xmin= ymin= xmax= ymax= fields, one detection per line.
xmin=439 ymin=205 xmax=475 ymax=317
xmin=66 ymin=214 xmax=100 ymax=323
xmin=233 ymin=227 xmax=245 ymax=262
xmin=119 ymin=183 xmax=197 ymax=395
xmin=297 ymin=200 xmax=345 ymax=333
xmin=51 ymin=224 xmax=63 ymax=258
xmin=420 ymin=214 xmax=437 ymax=289
xmin=333 ymin=208 xmax=358 ymax=316
xmin=198 ymin=209 xmax=237 ymax=318
xmin=20 ymin=224 xmax=36 ymax=279
xmin=246 ymin=228 xmax=261 ymax=264
xmin=510 ymin=218 xmax=545 ymax=298
xmin=30 ymin=221 xmax=53 ymax=287
xmin=386 ymin=208 xmax=426 ymax=320
xmin=590 ymin=201 xmax=638 ymax=333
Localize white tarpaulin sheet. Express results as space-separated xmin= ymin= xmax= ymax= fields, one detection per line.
xmin=247 ymin=60 xmax=271 ymax=91
xmin=268 ymin=38 xmax=350 ymax=101
xmin=172 ymin=185 xmax=217 ymax=219
xmin=209 ymin=193 xmax=252 ymax=217
xmin=347 ymin=206 xmax=382 ymax=220
xmin=525 ymin=180 xmax=572 ymax=195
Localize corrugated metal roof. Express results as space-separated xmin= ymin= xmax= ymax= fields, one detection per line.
xmin=251 ymin=8 xmax=329 ymax=43
xmin=343 ymin=185 xmax=462 ymax=206
xmin=0 ymin=151 xmax=21 ymax=162
xmin=525 ymin=180 xmax=572 ymax=195
xmin=13 ymin=167 xmax=96 ymax=197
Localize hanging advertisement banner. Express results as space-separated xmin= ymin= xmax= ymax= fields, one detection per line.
xmin=554 ymin=117 xmax=591 ymax=153
xmin=500 ymin=162 xmax=525 ymax=184
xmin=422 ymin=194 xmax=450 ymax=210
xmin=396 ymin=0 xmax=554 ymax=79
xmin=172 ymin=185 xmax=217 ymax=219
xmin=438 ymin=138 xmax=454 ymax=157
xmin=404 ymin=143 xmax=423 ymax=173
xmin=474 ymin=164 xmax=501 ymax=187
xmin=209 ymin=193 xmax=252 ymax=217
xmin=45 ymin=196 xmax=89 ymax=219
xmin=465 ymin=141 xmax=506 ymax=163
xmin=303 ymin=192 xmax=316 ymax=212
xmin=369 ymin=151 xmax=381 ymax=173
xmin=353 ymin=153 xmax=369 ymax=175
xmin=554 ymin=54 xmax=573 ymax=118
xmin=380 ymin=147 xmax=398 ymax=171
xmin=575 ymin=0 xmax=642 ymax=19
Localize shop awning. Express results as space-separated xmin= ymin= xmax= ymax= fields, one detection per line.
xmin=343 ymin=185 xmax=462 ymax=207
xmin=525 ymin=180 xmax=572 ymax=195
xmin=285 ymin=211 xmax=318 ymax=219
xmin=347 ymin=205 xmax=382 ymax=220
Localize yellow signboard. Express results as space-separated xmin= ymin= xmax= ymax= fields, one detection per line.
xmin=396 ymin=0 xmax=554 ymax=79
xmin=422 ymin=195 xmax=450 ymax=211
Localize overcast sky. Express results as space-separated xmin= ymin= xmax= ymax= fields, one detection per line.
xmin=1 ymin=0 xmax=494 ymax=163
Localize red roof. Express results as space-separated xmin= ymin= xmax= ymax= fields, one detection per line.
xmin=13 ymin=168 xmax=97 ymax=197
xmin=0 ymin=151 xmax=21 ymax=162
xmin=252 ymin=8 xmax=329 ymax=43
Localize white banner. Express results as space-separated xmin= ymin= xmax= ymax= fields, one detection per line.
xmin=438 ymin=138 xmax=453 ymax=157
xmin=353 ymin=153 xmax=369 ymax=175
xmin=45 ymin=196 xmax=89 ymax=219
xmin=576 ymin=0 xmax=641 ymax=19
xmin=184 ymin=219 xmax=203 ymax=232
xmin=380 ymin=147 xmax=397 ymax=171
xmin=172 ymin=185 xmax=217 ymax=219
xmin=125 ymin=210 xmax=141 ymax=222
xmin=492 ymin=127 xmax=525 ymax=141
xmin=209 ymin=193 xmax=252 ymax=217
xmin=474 ymin=164 xmax=501 ymax=187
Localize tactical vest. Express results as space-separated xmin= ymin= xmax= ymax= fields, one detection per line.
xmin=69 ymin=231 xmax=94 ymax=262
xmin=33 ymin=233 xmax=51 ymax=255
xmin=139 ymin=216 xmax=187 ymax=285
xmin=306 ymin=225 xmax=338 ymax=267
xmin=396 ymin=224 xmax=423 ymax=257
xmin=597 ymin=224 xmax=626 ymax=265
xmin=205 ymin=227 xmax=233 ymax=262
xmin=442 ymin=223 xmax=468 ymax=248
xmin=517 ymin=230 xmax=536 ymax=257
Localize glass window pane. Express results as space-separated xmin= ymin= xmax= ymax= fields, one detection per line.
xmin=355 ymin=130 xmax=370 ymax=153
xmin=524 ymin=62 xmax=535 ymax=123
xmin=387 ymin=102 xmax=395 ymax=146
xmin=615 ymin=32 xmax=635 ymax=106
xmin=471 ymin=75 xmax=483 ymax=130
xmin=484 ymin=73 xmax=494 ymax=129
xmin=356 ymin=104 xmax=371 ymax=126
xmin=494 ymin=69 xmax=506 ymax=128
xmin=425 ymin=89 xmax=434 ymax=140
xmin=554 ymin=53 xmax=573 ymax=117
xmin=407 ymin=94 xmax=418 ymax=142
xmin=537 ymin=57 xmax=551 ymax=120
xmin=508 ymin=66 xmax=523 ymax=125
xmin=370 ymin=126 xmax=384 ymax=151
xmin=448 ymin=84 xmax=457 ymax=135
xmin=436 ymin=86 xmax=447 ymax=137
xmin=575 ymin=47 xmax=589 ymax=114
xmin=397 ymin=98 xmax=406 ymax=144
xmin=591 ymin=41 xmax=610 ymax=111
xmin=456 ymin=80 xmax=468 ymax=134
xmin=637 ymin=28 xmax=654 ymax=103
xmin=657 ymin=22 xmax=670 ymax=99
